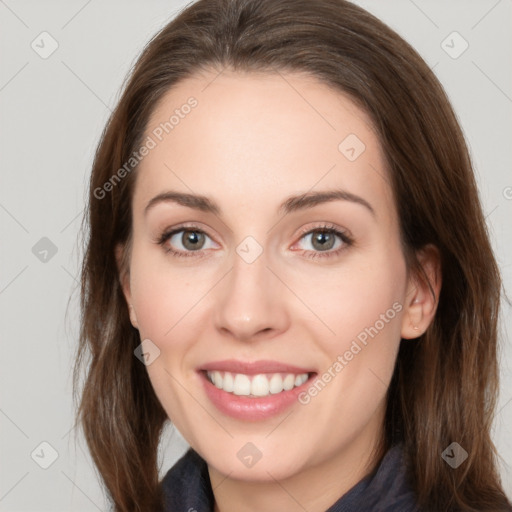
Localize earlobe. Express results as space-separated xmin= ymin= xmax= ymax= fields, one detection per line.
xmin=401 ymin=294 xmax=423 ymax=339
xmin=401 ymin=244 xmax=442 ymax=340
xmin=115 ymin=243 xmax=139 ymax=329
xmin=128 ymin=304 xmax=139 ymax=329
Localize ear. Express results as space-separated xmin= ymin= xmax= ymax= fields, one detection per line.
xmin=401 ymin=244 xmax=442 ymax=339
xmin=115 ymin=243 xmax=139 ymax=329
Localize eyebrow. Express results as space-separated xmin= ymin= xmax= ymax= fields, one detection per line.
xmin=144 ymin=188 xmax=375 ymax=218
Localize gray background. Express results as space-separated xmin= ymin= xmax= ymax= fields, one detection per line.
xmin=0 ymin=0 xmax=511 ymax=510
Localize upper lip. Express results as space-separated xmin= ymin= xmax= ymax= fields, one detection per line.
xmin=199 ymin=359 xmax=316 ymax=375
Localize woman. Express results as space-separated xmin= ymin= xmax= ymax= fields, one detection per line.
xmin=74 ymin=0 xmax=512 ymax=510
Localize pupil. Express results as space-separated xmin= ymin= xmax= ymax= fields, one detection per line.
xmin=314 ymin=231 xmax=334 ymax=250
xmin=183 ymin=230 xmax=203 ymax=250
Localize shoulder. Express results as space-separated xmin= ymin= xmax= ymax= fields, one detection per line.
xmin=160 ymin=447 xmax=214 ymax=512
xmin=338 ymin=443 xmax=421 ymax=512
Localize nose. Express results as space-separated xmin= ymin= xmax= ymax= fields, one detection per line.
xmin=213 ymin=244 xmax=290 ymax=343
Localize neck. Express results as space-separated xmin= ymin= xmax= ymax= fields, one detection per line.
xmin=208 ymin=413 xmax=387 ymax=512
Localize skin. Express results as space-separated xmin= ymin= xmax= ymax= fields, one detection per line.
xmin=117 ymin=68 xmax=441 ymax=512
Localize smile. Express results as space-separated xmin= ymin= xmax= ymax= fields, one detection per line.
xmin=197 ymin=359 xmax=317 ymax=421
xmin=205 ymin=370 xmax=310 ymax=397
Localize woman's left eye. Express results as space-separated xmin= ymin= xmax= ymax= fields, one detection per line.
xmin=156 ymin=223 xmax=353 ymax=259
xmin=293 ymin=225 xmax=353 ymax=260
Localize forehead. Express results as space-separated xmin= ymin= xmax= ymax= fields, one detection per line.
xmin=133 ymin=69 xmax=395 ymax=225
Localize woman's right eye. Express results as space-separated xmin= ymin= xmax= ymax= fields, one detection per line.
xmin=158 ymin=226 xmax=216 ymax=258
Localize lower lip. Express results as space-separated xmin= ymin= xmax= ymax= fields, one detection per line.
xmin=198 ymin=371 xmax=315 ymax=421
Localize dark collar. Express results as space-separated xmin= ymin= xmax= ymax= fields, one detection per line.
xmin=161 ymin=443 xmax=420 ymax=512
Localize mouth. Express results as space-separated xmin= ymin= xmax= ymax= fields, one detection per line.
xmin=202 ymin=369 xmax=315 ymax=397
xmin=196 ymin=359 xmax=317 ymax=421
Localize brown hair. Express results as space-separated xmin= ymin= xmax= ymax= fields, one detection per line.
xmin=74 ymin=0 xmax=511 ymax=510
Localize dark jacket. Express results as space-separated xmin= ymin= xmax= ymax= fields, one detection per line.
xmin=161 ymin=443 xmax=421 ymax=511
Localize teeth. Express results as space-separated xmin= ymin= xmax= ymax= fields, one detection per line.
xmin=223 ymin=371 xmax=234 ymax=392
xmin=206 ymin=371 xmax=309 ymax=397
xmin=251 ymin=374 xmax=269 ymax=397
xmin=269 ymin=373 xmax=283 ymax=394
xmin=213 ymin=371 xmax=223 ymax=389
xmin=233 ymin=374 xmax=251 ymax=395
xmin=283 ymin=374 xmax=295 ymax=390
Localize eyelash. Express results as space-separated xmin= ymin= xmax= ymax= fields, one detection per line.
xmin=155 ymin=222 xmax=354 ymax=260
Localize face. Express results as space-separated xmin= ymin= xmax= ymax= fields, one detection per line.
xmin=118 ymin=69 xmax=435 ymax=483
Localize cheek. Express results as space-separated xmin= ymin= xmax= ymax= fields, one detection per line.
xmin=308 ymin=250 xmax=406 ymax=407
xmin=311 ymin=253 xmax=405 ymax=347
xmin=128 ymin=245 xmax=196 ymax=336
xmin=128 ymin=252 xmax=204 ymax=424
xmin=301 ymin=258 xmax=405 ymax=433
